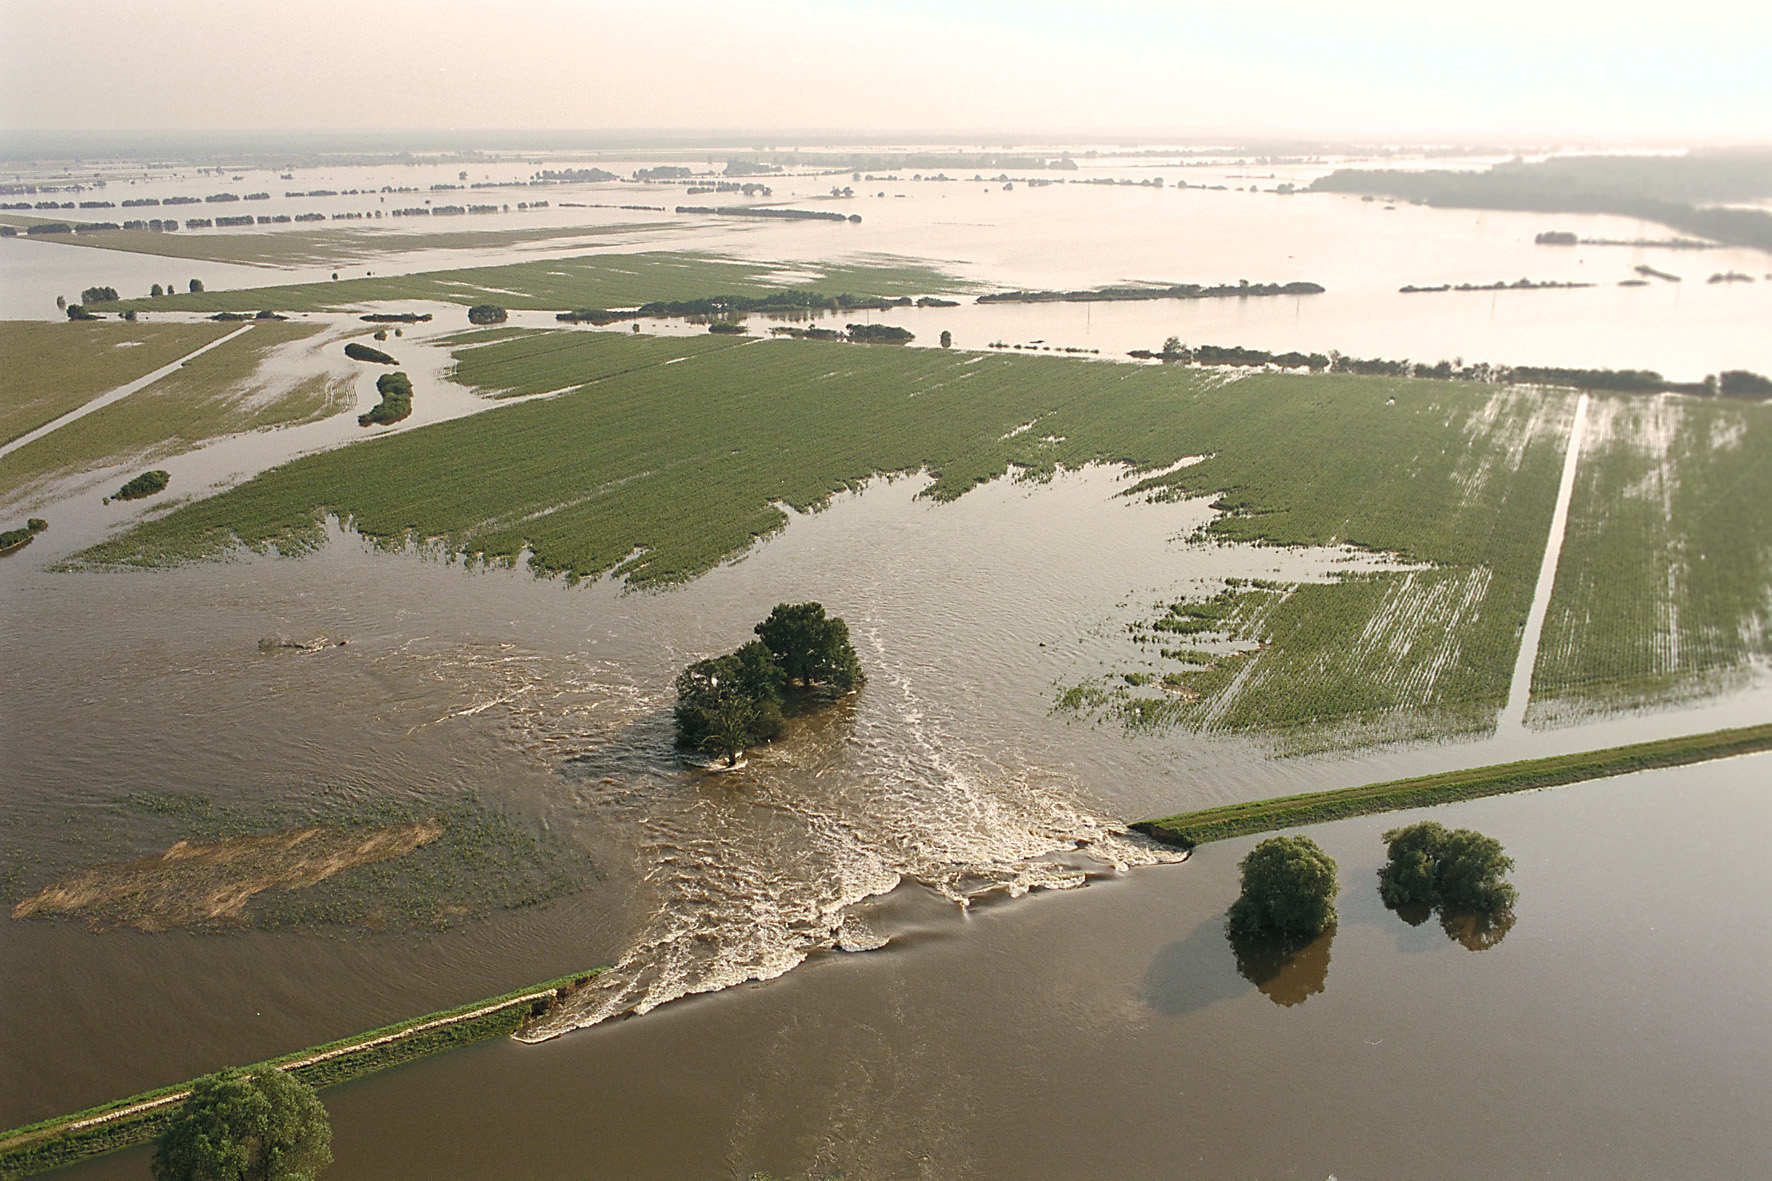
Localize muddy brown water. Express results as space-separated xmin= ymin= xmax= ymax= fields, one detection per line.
xmin=4 ymin=463 xmax=1770 ymax=1176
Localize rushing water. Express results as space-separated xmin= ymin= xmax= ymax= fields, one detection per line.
xmin=5 ymin=143 xmax=1770 ymax=1175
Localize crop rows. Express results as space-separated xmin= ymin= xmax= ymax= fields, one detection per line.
xmin=109 ymin=251 xmax=963 ymax=315
xmin=0 ymin=323 xmax=335 ymax=508
xmin=1531 ymin=393 xmax=1772 ymax=713
xmin=74 ymin=334 xmax=1590 ymax=738
xmin=0 ymin=321 xmax=236 ymax=445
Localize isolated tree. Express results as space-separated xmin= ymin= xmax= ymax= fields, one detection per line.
xmin=939 ymin=330 xmax=952 ymax=348
xmin=55 ymin=295 xmax=65 ymax=309
xmin=151 ymin=283 xmax=164 ymax=297
xmin=1378 ymin=822 xmax=1516 ymax=915
xmin=754 ymin=602 xmax=863 ymax=690
xmin=1226 ymin=835 xmax=1339 ymax=942
xmin=152 ymin=1066 xmax=332 ymax=1181
xmin=188 ymin=278 xmax=204 ymax=293
xmin=1161 ymin=335 xmax=1183 ymax=357
xmin=674 ymin=641 xmax=785 ymax=763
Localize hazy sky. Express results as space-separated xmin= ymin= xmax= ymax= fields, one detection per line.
xmin=3 ymin=0 xmax=1768 ymax=142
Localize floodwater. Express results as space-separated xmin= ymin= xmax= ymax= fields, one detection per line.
xmin=5 ymin=147 xmax=1770 ymax=377
xmin=5 ymin=144 xmax=1771 ymax=1177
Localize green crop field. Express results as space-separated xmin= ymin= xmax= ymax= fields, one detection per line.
xmin=106 ymin=251 xmax=966 ymax=315
xmin=0 ymin=219 xmax=660 ymax=269
xmin=1064 ymin=384 xmax=1574 ymax=740
xmin=1530 ymin=393 xmax=1772 ymax=715
xmin=0 ymin=322 xmax=342 ymax=507
xmin=0 ymin=321 xmax=237 ymax=445
xmin=74 ymin=333 xmax=1589 ymax=737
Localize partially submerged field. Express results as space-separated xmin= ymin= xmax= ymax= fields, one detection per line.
xmin=0 ymin=321 xmax=351 ymax=507
xmin=105 ymin=251 xmax=964 ymax=314
xmin=75 ymin=330 xmax=1590 ymax=737
xmin=1529 ymin=393 xmax=1772 ymax=716
xmin=0 ymin=321 xmax=237 ymax=445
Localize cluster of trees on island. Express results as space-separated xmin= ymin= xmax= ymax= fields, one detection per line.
xmin=674 ymin=205 xmax=862 ymax=223
xmin=107 ymin=470 xmax=170 ymax=503
xmin=358 ymin=372 xmax=413 ymax=427
xmin=675 ymin=603 xmax=863 ymax=766
xmin=344 ymin=341 xmax=397 ymax=365
xmin=977 ymin=279 xmax=1325 ymax=305
xmin=0 ymin=517 xmax=48 ymax=554
xmin=1130 ymin=337 xmax=1772 ymax=400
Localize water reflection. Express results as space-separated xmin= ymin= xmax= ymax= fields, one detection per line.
xmin=1143 ymin=917 xmax=1336 ymax=1013
xmin=1439 ymin=908 xmax=1516 ymax=952
xmin=1228 ymin=927 xmax=1335 ymax=1007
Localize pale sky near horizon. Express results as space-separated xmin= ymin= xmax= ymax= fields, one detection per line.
xmin=2 ymin=0 xmax=1767 ymax=143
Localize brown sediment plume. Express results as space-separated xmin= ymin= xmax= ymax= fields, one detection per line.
xmin=11 ymin=819 xmax=443 ymax=932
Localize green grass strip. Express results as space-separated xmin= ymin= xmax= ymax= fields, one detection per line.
xmin=0 ymin=969 xmax=600 ymax=1179
xmin=1132 ymin=723 xmax=1772 ymax=849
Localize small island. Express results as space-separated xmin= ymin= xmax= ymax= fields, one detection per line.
xmin=358 ymin=372 xmax=413 ymax=427
xmin=110 ymin=470 xmax=170 ymax=502
xmin=675 ymin=602 xmax=863 ymax=766
xmin=0 ymin=517 xmax=48 ymax=555
xmin=343 ymin=341 xmax=397 ymax=365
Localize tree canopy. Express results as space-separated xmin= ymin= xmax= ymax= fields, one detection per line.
xmin=674 ymin=640 xmax=786 ymax=765
xmin=753 ymin=602 xmax=863 ymax=689
xmin=1226 ymin=834 xmax=1339 ymax=942
xmin=673 ymin=602 xmax=862 ymax=764
xmin=152 ymin=1067 xmax=332 ymax=1181
xmin=1379 ymin=821 xmax=1516 ymax=914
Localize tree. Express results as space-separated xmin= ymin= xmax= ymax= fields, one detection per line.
xmin=754 ymin=602 xmax=863 ymax=690
xmin=188 ymin=278 xmax=204 ymax=293
xmin=151 ymin=283 xmax=164 ymax=297
xmin=674 ymin=641 xmax=786 ymax=764
xmin=1226 ymin=835 xmax=1338 ymax=942
xmin=1378 ymin=822 xmax=1516 ymax=914
xmin=939 ymin=330 xmax=952 ymax=348
xmin=1161 ymin=335 xmax=1183 ymax=357
xmin=152 ymin=1066 xmax=332 ymax=1181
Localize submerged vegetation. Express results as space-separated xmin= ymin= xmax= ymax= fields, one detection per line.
xmin=6 ymin=790 xmax=599 ymax=933
xmin=978 ymin=279 xmax=1324 ymax=304
xmin=65 ymin=328 xmax=1768 ymax=731
xmin=1530 ymin=394 xmax=1772 ymax=713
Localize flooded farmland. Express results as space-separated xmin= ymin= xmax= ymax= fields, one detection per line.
xmin=4 ymin=132 xmax=1771 ymax=1181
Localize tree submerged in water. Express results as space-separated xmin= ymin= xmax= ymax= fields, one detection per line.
xmin=1378 ymin=821 xmax=1517 ymax=948
xmin=152 ymin=1066 xmax=331 ymax=1181
xmin=674 ymin=602 xmax=863 ymax=766
xmin=1226 ymin=834 xmax=1339 ymax=943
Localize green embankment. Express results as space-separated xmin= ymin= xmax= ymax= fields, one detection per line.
xmin=1133 ymin=723 xmax=1772 ymax=848
xmin=0 ymin=322 xmax=340 ymax=507
xmin=107 ymin=252 xmax=965 ymax=314
xmin=1531 ymin=395 xmax=1772 ymax=714
xmin=74 ymin=332 xmax=1576 ymax=734
xmin=0 ymin=321 xmax=237 ymax=445
xmin=0 ymin=971 xmax=600 ymax=1180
